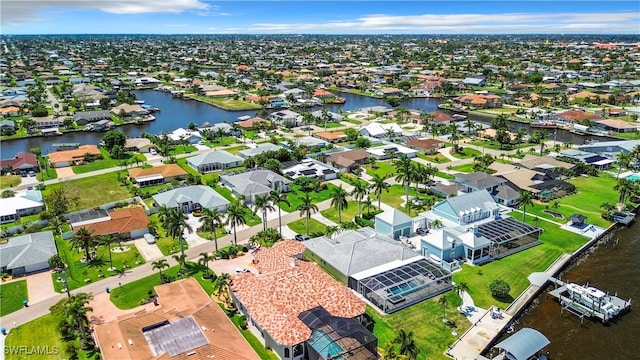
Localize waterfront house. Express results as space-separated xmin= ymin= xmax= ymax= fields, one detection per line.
xmin=269 ymin=109 xmax=301 ymax=127
xmin=0 ymin=231 xmax=57 ymax=276
xmin=234 ymin=116 xmax=271 ymax=130
xmin=187 ymin=150 xmax=243 ymax=173
xmin=323 ymin=149 xmax=369 ymax=172
xmin=0 ymin=119 xmax=15 ymax=131
xmin=359 ymin=122 xmax=402 ymax=138
xmin=0 ymin=151 xmax=39 ymax=175
xmin=73 ymin=110 xmax=111 ymax=126
xmin=310 ymin=110 xmax=344 ymax=122
xmin=167 ymin=128 xmax=202 ymax=144
xmin=593 ymin=119 xmax=638 ymax=133
xmin=577 ymin=140 xmax=640 ymax=158
xmin=367 ymin=143 xmax=417 ymax=160
xmin=128 ymin=164 xmax=186 ymax=187
xmin=558 ymin=149 xmax=614 ymax=170
xmin=304 ymin=227 xmax=452 ymax=313
xmin=124 ymin=137 xmax=154 ymax=153
xmin=32 ymin=116 xmax=63 ymax=129
xmin=111 ymin=103 xmax=148 ymax=118
xmin=152 ymin=185 xmax=230 ymax=213
xmin=48 ymin=144 xmax=101 ymax=167
xmin=219 ymin=169 xmax=290 ymax=203
xmin=313 ymin=131 xmax=347 ymax=143
xmin=231 ymin=241 xmax=378 ymax=359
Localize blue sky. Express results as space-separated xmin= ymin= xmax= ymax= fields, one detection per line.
xmin=2 ymin=1 xmax=639 ymax=35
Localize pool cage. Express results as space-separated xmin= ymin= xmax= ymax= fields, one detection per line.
xmin=476 ymin=217 xmax=543 ymax=259
xmin=351 ymin=259 xmax=452 ymax=313
xmin=299 ymin=307 xmax=378 ymax=360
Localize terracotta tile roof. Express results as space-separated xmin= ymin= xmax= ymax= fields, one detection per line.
xmin=432 ymin=111 xmax=454 ymax=123
xmin=597 ymin=119 xmax=636 ymax=129
xmin=313 ymin=89 xmax=334 ymax=97
xmin=253 ymin=240 xmax=305 ymax=274
xmin=0 ymin=152 xmax=38 ymax=169
xmin=48 ymin=144 xmax=101 ymax=164
xmin=557 ymin=110 xmax=604 ymax=121
xmin=77 ymin=207 xmax=148 ymax=237
xmin=128 ymin=164 xmax=187 ymax=179
xmin=235 ymin=117 xmax=270 ymax=129
xmin=314 ymin=131 xmax=346 ymax=141
xmin=325 ymin=149 xmax=369 ymax=168
xmin=406 ymin=138 xmax=444 ymax=150
xmin=232 ymin=258 xmax=366 ymax=346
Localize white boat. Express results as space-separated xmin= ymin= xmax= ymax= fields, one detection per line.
xmin=565 ymin=283 xmax=621 ymax=318
xmin=134 ymin=100 xmax=145 ymax=104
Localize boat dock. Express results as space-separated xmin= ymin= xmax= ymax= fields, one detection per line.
xmin=546 ymin=277 xmax=631 ymax=324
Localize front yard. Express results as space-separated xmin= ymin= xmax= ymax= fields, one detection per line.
xmin=287 ymin=217 xmax=327 ymax=236
xmin=42 ymin=172 xmax=131 ymax=211
xmin=321 ymin=200 xmax=361 ymax=224
xmin=0 ymin=175 xmax=21 ymax=189
xmin=0 ymin=280 xmax=28 ymax=316
xmin=4 ymin=314 xmax=65 ymax=360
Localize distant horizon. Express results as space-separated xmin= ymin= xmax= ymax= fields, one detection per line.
xmin=2 ymin=1 xmax=639 ymax=35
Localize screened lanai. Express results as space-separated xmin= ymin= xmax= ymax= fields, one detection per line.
xmin=476 ymin=217 xmax=543 ymax=258
xmin=351 ymin=258 xmax=452 ymax=313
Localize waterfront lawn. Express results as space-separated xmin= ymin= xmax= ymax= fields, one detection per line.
xmin=450 ymin=147 xmax=481 ymax=159
xmin=0 ymin=175 xmax=21 ymax=189
xmin=417 ymin=152 xmax=451 ymax=163
xmin=0 ymin=280 xmax=28 ymax=316
xmin=42 ymin=172 xmax=130 ymax=211
xmin=565 ymin=174 xmax=620 ymax=214
xmin=363 ymin=161 xmax=396 ymax=178
xmin=366 ymin=292 xmax=467 ymax=360
xmin=72 ymin=149 xmax=146 ymax=174
xmin=525 ymin=202 xmax=610 ymax=228
xmin=52 ymin=236 xmax=145 ymax=293
xmin=192 ymin=95 xmax=261 ymax=111
xmin=469 ymin=140 xmax=531 ymax=151
xmin=321 ymin=200 xmax=360 ymax=224
xmin=4 ymin=314 xmax=65 ymax=360
xmin=287 ymin=218 xmax=326 ymax=236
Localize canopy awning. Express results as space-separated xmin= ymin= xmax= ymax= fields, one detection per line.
xmin=495 ymin=328 xmax=550 ymax=360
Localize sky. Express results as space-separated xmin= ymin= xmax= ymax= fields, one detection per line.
xmin=2 ymin=1 xmax=639 ymax=35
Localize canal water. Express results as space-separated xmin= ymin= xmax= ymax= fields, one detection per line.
xmin=0 ymin=89 xmax=602 ymax=156
xmin=514 ymin=221 xmax=640 ymax=359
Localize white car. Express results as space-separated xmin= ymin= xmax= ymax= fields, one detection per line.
xmin=150 ymin=149 xmax=157 ymax=155
xmin=234 ymin=267 xmax=250 ymax=274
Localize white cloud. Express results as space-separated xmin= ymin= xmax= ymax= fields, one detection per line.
xmin=1 ymin=0 xmax=209 ymax=26
xmin=248 ymin=12 xmax=640 ymax=34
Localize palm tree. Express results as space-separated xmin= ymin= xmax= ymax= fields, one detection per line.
xmin=350 ymin=180 xmax=369 ymax=217
xmin=199 ymin=207 xmax=224 ymax=252
xmin=270 ymin=189 xmax=291 ymax=237
xmin=454 ymin=282 xmax=470 ymax=297
xmin=161 ymin=207 xmax=193 ymax=258
xmin=614 ymin=178 xmax=638 ymax=204
xmin=212 ymin=272 xmax=232 ymax=306
xmin=394 ymin=155 xmax=414 ymax=208
xmin=371 ymin=174 xmax=391 ymax=209
xmin=151 ymin=259 xmax=169 ymax=281
xmin=198 ymin=252 xmax=214 ymax=275
xmin=431 ymin=219 xmax=443 ymax=229
xmin=99 ymin=235 xmax=118 ymax=270
xmin=330 ymin=185 xmax=349 ymax=224
xmin=226 ymin=199 xmax=247 ymax=246
xmin=616 ymin=151 xmax=633 ymax=178
xmin=517 ymin=190 xmax=534 ymax=222
xmin=71 ymin=228 xmax=96 ymax=262
xmin=381 ymin=342 xmax=403 ymax=360
xmin=362 ymin=197 xmax=375 ymax=216
xmin=324 ymin=225 xmax=341 ymax=239
xmin=253 ymin=193 xmax=275 ymax=231
xmin=172 ymin=254 xmax=187 ymax=275
xmin=393 ymin=329 xmax=420 ymax=360
xmin=64 ymin=293 xmax=94 ymax=346
xmin=297 ymin=192 xmax=319 ymax=236
xmin=439 ymin=295 xmax=448 ymax=320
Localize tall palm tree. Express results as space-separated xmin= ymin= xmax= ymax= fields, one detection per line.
xmin=297 ymin=192 xmax=319 ymax=236
xmin=226 ymin=199 xmax=247 ymax=246
xmin=253 ymin=193 xmax=275 ymax=231
xmin=324 ymin=225 xmax=341 ymax=239
xmin=330 ymin=185 xmax=349 ymax=224
xmin=350 ymin=180 xmax=369 ymax=217
xmin=616 ymin=151 xmax=633 ymax=178
xmin=151 ymin=259 xmax=169 ymax=281
xmin=614 ymin=178 xmax=638 ymax=204
xmin=212 ymin=272 xmax=232 ymax=306
xmin=199 ymin=207 xmax=224 ymax=252
xmin=161 ymin=207 xmax=193 ymax=258
xmin=439 ymin=295 xmax=448 ymax=320
xmin=394 ymin=155 xmax=414 ymax=208
xmin=64 ymin=293 xmax=94 ymax=346
xmin=71 ymin=228 xmax=96 ymax=262
xmin=99 ymin=235 xmax=118 ymax=270
xmin=454 ymin=282 xmax=470 ymax=297
xmin=198 ymin=252 xmax=214 ymax=275
xmin=172 ymin=254 xmax=187 ymax=275
xmin=270 ymin=189 xmax=290 ymax=237
xmin=371 ymin=173 xmax=391 ymax=209
xmin=517 ymin=190 xmax=534 ymax=222
xmin=393 ymin=329 xmax=420 ymax=360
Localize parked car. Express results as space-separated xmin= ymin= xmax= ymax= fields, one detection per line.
xmin=150 ymin=148 xmax=157 ymax=155
xmin=416 ymin=228 xmax=429 ymax=235
xmin=143 ymin=233 xmax=156 ymax=244
xmin=234 ymin=267 xmax=250 ymax=274
xmin=295 ymin=234 xmax=310 ymax=241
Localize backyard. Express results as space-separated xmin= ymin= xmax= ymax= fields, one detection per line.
xmin=0 ymin=280 xmax=28 ymax=316
xmin=277 ymin=183 xmax=337 ymax=213
xmin=191 ymin=95 xmax=261 ymax=111
xmin=42 ymin=172 xmax=131 ymax=211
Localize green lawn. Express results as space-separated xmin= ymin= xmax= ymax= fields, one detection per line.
xmin=204 ymin=136 xmax=238 ymax=147
xmin=192 ymin=95 xmax=261 ymax=111
xmin=148 ymin=213 xmax=188 ymax=256
xmin=454 ymin=218 xmax=588 ymax=309
xmin=366 ymin=292 xmax=467 ymax=360
xmin=278 ymin=184 xmax=337 ymax=213
xmin=4 ymin=314 xmax=66 ymax=360
xmin=0 ymin=175 xmax=21 ymax=189
xmin=72 ymin=149 xmax=146 ymax=174
xmin=0 ymin=280 xmax=28 ymax=316
xmin=378 ymin=184 xmax=425 ymax=211
xmin=227 ymin=307 xmax=279 ymax=360
xmin=52 ymin=237 xmax=145 ymax=292
xmin=321 ymin=200 xmax=360 ymax=224
xmin=223 ymin=145 xmax=249 ymax=154
xmin=169 ymin=145 xmax=198 ymax=156
xmin=417 ymin=152 xmax=451 ymax=164
xmin=450 ymin=147 xmax=481 ymax=159
xmin=363 ymin=161 xmax=397 ymax=178
xmin=346 ymin=119 xmax=362 ymax=125
xmin=42 ymin=172 xmax=131 ymax=211
xmin=565 ymin=174 xmax=621 ymax=214
xmin=469 ymin=140 xmax=531 ymax=151
xmin=435 ymin=171 xmax=456 ymax=180
xmin=449 ymin=163 xmax=475 ymax=173
xmin=287 ymin=217 xmax=327 ymax=236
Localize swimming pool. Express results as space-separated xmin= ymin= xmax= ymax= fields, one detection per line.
xmin=626 ymin=174 xmax=640 ymax=181
xmin=387 ymin=280 xmax=421 ymax=296
xmin=309 ymin=329 xmax=345 ymax=359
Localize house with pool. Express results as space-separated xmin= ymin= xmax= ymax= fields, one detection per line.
xmin=230 ymin=241 xmax=378 ymax=360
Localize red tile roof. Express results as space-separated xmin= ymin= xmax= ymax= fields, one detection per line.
xmin=128 ymin=164 xmax=187 ymax=179
xmin=48 ymin=145 xmax=101 ymax=165
xmin=406 ymin=138 xmax=444 ymax=150
xmin=77 ymin=207 xmax=148 ymax=237
xmin=0 ymin=152 xmax=38 ymax=170
xmin=557 ymin=110 xmax=604 ymax=122
xmin=253 ymin=240 xmax=305 ymax=274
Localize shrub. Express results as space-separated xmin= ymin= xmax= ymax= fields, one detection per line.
xmin=354 ymin=216 xmax=373 ymax=228
xmin=489 ymin=279 xmax=511 ymax=300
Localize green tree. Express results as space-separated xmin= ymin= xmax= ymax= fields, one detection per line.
xmin=102 ymin=129 xmax=126 ymax=153
xmin=226 ymin=199 xmax=247 ymax=246
xmin=439 ymin=295 xmax=448 ymax=320
xmin=616 ymin=152 xmax=633 ymax=178
xmin=160 ymin=207 xmax=193 ymax=258
xmin=199 ymin=207 xmax=225 ymax=252
xmin=393 ymin=329 xmax=420 ymax=360
xmin=172 ymin=254 xmax=187 ymax=274
xmin=330 ymin=184 xmax=349 ymax=224
xmin=355 ymin=137 xmax=372 ymax=149
xmin=371 ymin=173 xmax=391 ymax=208
xmin=212 ymin=272 xmax=232 ymax=306
xmin=614 ymin=178 xmax=638 ymax=204
xmin=297 ymin=192 xmax=319 ymax=236
xmin=151 ymin=259 xmax=169 ymax=282
xmin=270 ymin=189 xmax=290 ymax=237
xmin=489 ymin=279 xmax=511 ymax=300
xmin=99 ymin=235 xmax=119 ymax=270
xmin=71 ymin=228 xmax=96 ymax=262
xmin=350 ymin=180 xmax=369 ymax=217
xmin=44 ymin=184 xmax=80 ymax=220
xmin=517 ymin=190 xmax=534 ymax=222
xmin=198 ymin=252 xmax=215 ymax=275
xmin=253 ymin=194 xmax=275 ymax=231
xmin=394 ymin=155 xmax=414 ymax=207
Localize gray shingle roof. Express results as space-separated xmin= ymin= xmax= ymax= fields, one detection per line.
xmin=187 ymin=150 xmax=242 ymax=167
xmin=238 ymin=143 xmax=283 ymax=158
xmin=152 ymin=185 xmax=230 ymax=210
xmin=220 ymin=169 xmax=290 ymax=196
xmin=0 ymin=231 xmax=56 ymax=270
xmin=445 ymin=190 xmax=499 ymax=216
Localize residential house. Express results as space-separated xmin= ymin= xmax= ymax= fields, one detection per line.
xmin=32 ymin=116 xmax=63 ymax=129
xmin=73 ymin=110 xmax=111 ymax=126
xmin=310 ymin=110 xmax=344 ymax=122
xmin=0 ymin=152 xmax=39 ymax=175
xmin=235 ymin=116 xmax=271 ymax=130
xmin=461 ymin=77 xmax=486 ymax=86
xmin=577 ymin=140 xmax=640 ymax=158
xmin=359 ymin=123 xmax=402 ymax=138
xmin=454 ymin=94 xmax=503 ymax=109
xmin=430 ymin=111 xmax=456 ymax=125
xmin=453 ymin=172 xmax=521 ymax=206
xmin=128 ymin=164 xmax=186 ymax=187
xmin=366 ymin=144 xmax=417 ymax=160
xmin=556 ymin=109 xmax=604 ymax=123
xmin=167 ymin=128 xmax=202 ymax=144
xmin=152 ymin=185 xmax=230 ymax=213
xmin=0 ymin=190 xmax=45 ymax=224
xmin=231 ymin=241 xmax=378 ymax=360
xmin=269 ymin=109 xmax=301 ymax=127
xmin=0 ymin=119 xmax=15 ymax=131
xmin=75 ymin=207 xmax=149 ymax=239
xmin=558 ymin=149 xmax=614 ymax=170
xmin=281 ymin=159 xmax=338 ymax=181
xmin=133 ymin=76 xmax=161 ymax=87
xmin=48 ymin=144 xmax=101 ymax=167
xmin=424 ymin=190 xmax=500 ymax=227
xmin=313 ymin=131 xmax=347 ymax=143
xmin=94 ymin=278 xmax=260 ymax=360
xmin=375 ymin=88 xmax=404 ymax=97
xmin=111 ymin=103 xmax=148 ymax=118
xmin=304 ymin=228 xmax=452 ymax=313
xmin=237 ymin=143 xmax=283 ymax=159
xmin=323 ymin=149 xmax=369 ymax=172
xmin=219 ymin=169 xmax=290 ymax=203
xmin=124 ymin=138 xmax=154 ymax=153
xmin=593 ymin=119 xmax=638 ymax=133
xmin=374 ymin=209 xmax=415 ymax=240
xmin=406 ymin=138 xmax=445 ymax=154
xmin=0 ymin=231 xmax=57 ymax=276
xmin=187 ymin=151 xmax=243 ymax=173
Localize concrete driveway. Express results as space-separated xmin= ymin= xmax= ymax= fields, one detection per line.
xmin=55 ymin=166 xmax=74 ymax=178
xmin=208 ymin=253 xmax=257 ymax=275
xmin=132 ymin=238 xmax=163 ymax=262
xmin=26 ymin=270 xmax=57 ymax=304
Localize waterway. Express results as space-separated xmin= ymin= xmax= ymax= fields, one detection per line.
xmin=514 ymin=222 xmax=640 ymax=359
xmin=0 ymin=89 xmax=605 ymax=156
